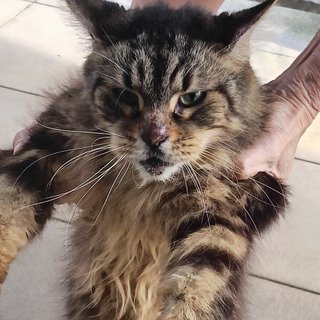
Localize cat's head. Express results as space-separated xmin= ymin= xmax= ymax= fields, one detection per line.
xmin=68 ymin=0 xmax=275 ymax=183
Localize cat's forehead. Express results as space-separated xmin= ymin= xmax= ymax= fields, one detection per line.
xmin=96 ymin=33 xmax=227 ymax=102
xmin=123 ymin=33 xmax=220 ymax=61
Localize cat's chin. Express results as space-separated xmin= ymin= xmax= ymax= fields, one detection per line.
xmin=136 ymin=162 xmax=180 ymax=184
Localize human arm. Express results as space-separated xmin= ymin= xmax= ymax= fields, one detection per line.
xmin=237 ymin=30 xmax=320 ymax=181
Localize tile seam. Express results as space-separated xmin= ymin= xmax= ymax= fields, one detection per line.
xmin=0 ymin=0 xmax=37 ymax=29
xmin=23 ymin=0 xmax=60 ymax=9
xmin=249 ymin=273 xmax=320 ymax=296
xmin=0 ymin=85 xmax=45 ymax=97
xmin=295 ymin=157 xmax=320 ymax=166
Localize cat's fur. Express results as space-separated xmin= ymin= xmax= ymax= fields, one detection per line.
xmin=0 ymin=0 xmax=287 ymax=319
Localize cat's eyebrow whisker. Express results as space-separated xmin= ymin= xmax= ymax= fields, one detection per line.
xmin=93 ymin=51 xmax=130 ymax=76
xmin=101 ymin=27 xmax=123 ymax=59
xmin=98 ymin=72 xmax=120 ymax=83
xmin=115 ymin=88 xmax=127 ymax=108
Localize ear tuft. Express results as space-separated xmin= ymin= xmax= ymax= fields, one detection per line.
xmin=215 ymin=0 xmax=277 ymax=47
xmin=66 ymin=0 xmax=128 ymax=42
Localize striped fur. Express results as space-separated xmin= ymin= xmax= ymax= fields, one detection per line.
xmin=0 ymin=1 xmax=287 ymax=319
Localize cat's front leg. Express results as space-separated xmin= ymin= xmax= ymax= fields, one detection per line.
xmin=159 ymin=214 xmax=250 ymax=320
xmin=0 ymin=177 xmax=41 ymax=284
xmin=0 ymin=151 xmax=55 ymax=286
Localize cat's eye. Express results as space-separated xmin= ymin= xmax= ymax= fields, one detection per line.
xmin=113 ymin=88 xmax=139 ymax=106
xmin=178 ymin=91 xmax=206 ymax=107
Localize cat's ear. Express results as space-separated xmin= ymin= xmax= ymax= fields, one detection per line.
xmin=215 ymin=0 xmax=276 ymax=58
xmin=66 ymin=0 xmax=128 ymax=42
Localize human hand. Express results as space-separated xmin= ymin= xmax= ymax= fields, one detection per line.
xmin=12 ymin=125 xmax=32 ymax=155
xmin=236 ymin=31 xmax=320 ymax=182
xmin=131 ymin=0 xmax=224 ymax=12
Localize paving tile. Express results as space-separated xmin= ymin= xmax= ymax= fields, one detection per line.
xmin=1 ymin=220 xmax=319 ymax=319
xmin=0 ymin=220 xmax=68 ymax=320
xmin=33 ymin=0 xmax=62 ymax=7
xmin=0 ymin=3 xmax=86 ymax=94
xmin=24 ymin=0 xmax=132 ymax=9
xmin=296 ymin=115 xmax=320 ymax=164
xmin=221 ymin=0 xmax=320 ymax=58
xmin=246 ymin=276 xmax=320 ymax=320
xmin=0 ymin=87 xmax=45 ymax=150
xmin=251 ymin=49 xmax=295 ymax=83
xmin=0 ymin=0 xmax=31 ymax=26
xmin=249 ymin=159 xmax=320 ymax=293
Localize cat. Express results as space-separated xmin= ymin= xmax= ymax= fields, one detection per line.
xmin=0 ymin=0 xmax=288 ymax=319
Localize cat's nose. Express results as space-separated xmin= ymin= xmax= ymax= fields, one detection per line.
xmin=141 ymin=123 xmax=168 ymax=148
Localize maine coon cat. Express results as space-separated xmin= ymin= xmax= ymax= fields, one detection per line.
xmin=0 ymin=0 xmax=287 ymax=319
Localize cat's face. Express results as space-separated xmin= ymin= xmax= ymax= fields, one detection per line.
xmin=71 ymin=0 xmax=275 ymax=183
xmin=90 ymin=36 xmax=250 ymax=182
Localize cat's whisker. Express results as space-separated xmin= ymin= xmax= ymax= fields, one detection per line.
xmin=181 ymin=166 xmax=189 ymax=195
xmin=200 ymin=151 xmax=282 ymax=209
xmin=46 ymin=145 xmax=125 ymax=191
xmin=181 ymin=159 xmax=207 ymax=211
xmin=94 ymin=125 xmax=128 ymax=139
xmin=115 ymin=88 xmax=127 ymax=108
xmin=15 ymin=152 xmax=125 ymax=211
xmin=46 ymin=148 xmax=105 ymax=191
xmin=249 ymin=177 xmax=288 ymax=211
xmin=35 ymin=120 xmax=106 ymax=135
xmin=10 ymin=143 xmax=112 ymax=197
xmin=249 ymin=177 xmax=287 ymax=197
xmin=91 ymin=137 xmax=110 ymax=147
xmin=131 ymin=167 xmax=143 ymax=188
xmin=46 ymin=151 xmax=125 ymax=201
xmin=190 ymin=159 xmax=260 ymax=236
xmin=65 ymin=204 xmax=78 ymax=253
xmin=88 ymin=151 xmax=130 ymax=232
xmin=114 ymin=160 xmax=132 ymax=192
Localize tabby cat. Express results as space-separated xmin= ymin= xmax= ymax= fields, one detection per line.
xmin=0 ymin=0 xmax=287 ymax=319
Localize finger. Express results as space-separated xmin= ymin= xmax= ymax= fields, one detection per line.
xmin=0 ymin=150 xmax=13 ymax=161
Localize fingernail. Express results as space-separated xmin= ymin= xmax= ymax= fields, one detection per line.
xmin=13 ymin=142 xmax=23 ymax=155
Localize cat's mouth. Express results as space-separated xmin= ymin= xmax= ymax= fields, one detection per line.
xmin=139 ymin=157 xmax=171 ymax=176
